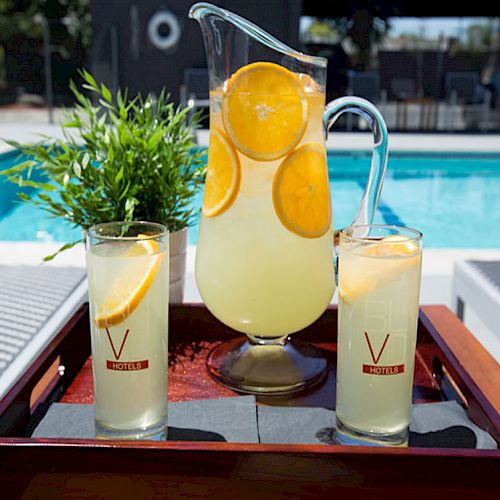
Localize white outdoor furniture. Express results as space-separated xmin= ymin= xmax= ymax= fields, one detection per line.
xmin=444 ymin=72 xmax=491 ymax=131
xmin=452 ymin=260 xmax=500 ymax=362
xmin=0 ymin=265 xmax=87 ymax=401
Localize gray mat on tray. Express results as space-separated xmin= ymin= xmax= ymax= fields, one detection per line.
xmin=32 ymin=397 xmax=497 ymax=449
xmin=32 ymin=396 xmax=259 ymax=443
xmin=257 ymin=401 xmax=497 ymax=449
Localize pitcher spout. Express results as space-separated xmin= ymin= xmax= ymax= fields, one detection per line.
xmin=189 ymin=2 xmax=325 ymax=65
xmin=188 ymin=2 xmax=211 ymax=21
xmin=189 ymin=2 xmax=326 ymax=90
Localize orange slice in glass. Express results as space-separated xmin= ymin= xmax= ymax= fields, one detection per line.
xmin=363 ymin=235 xmax=420 ymax=257
xmin=222 ymin=62 xmax=308 ymax=161
xmin=94 ymin=237 xmax=163 ymax=328
xmin=203 ymin=127 xmax=241 ymax=217
xmin=273 ymin=142 xmax=331 ymax=238
xmin=338 ymin=236 xmax=421 ymax=304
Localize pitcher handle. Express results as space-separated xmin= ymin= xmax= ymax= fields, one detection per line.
xmin=323 ymin=96 xmax=388 ymax=239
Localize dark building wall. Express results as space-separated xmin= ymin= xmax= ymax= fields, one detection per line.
xmin=90 ymin=0 xmax=303 ymax=102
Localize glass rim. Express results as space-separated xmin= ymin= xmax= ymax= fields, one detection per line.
xmin=340 ymin=224 xmax=423 ymax=244
xmin=85 ymin=221 xmax=168 ymax=241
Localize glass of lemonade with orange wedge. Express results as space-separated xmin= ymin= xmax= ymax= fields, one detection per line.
xmin=86 ymin=221 xmax=169 ymax=439
xmin=336 ymin=225 xmax=423 ymax=446
xmin=190 ymin=3 xmax=388 ymax=394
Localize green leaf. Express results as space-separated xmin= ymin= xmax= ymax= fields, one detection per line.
xmin=101 ymin=83 xmax=113 ymax=103
xmin=82 ymin=153 xmax=90 ymax=169
xmin=148 ymin=128 xmax=165 ymax=151
xmin=43 ymin=239 xmax=84 ymax=262
xmin=97 ymin=113 xmax=106 ymax=129
xmin=114 ymin=166 xmax=124 ymax=183
xmin=119 ymin=104 xmax=128 ymax=120
xmin=73 ymin=162 xmax=82 ymax=179
xmin=118 ymin=180 xmax=131 ymax=200
xmin=63 ymin=119 xmax=82 ymax=129
xmin=81 ymin=69 xmax=98 ymax=88
xmin=1 ymin=163 xmax=30 ymax=176
xmin=37 ymin=193 xmax=53 ymax=203
xmin=24 ymin=180 xmax=57 ymax=191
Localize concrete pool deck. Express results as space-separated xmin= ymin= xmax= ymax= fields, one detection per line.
xmin=1 ymin=124 xmax=500 ymax=364
xmin=2 ymin=122 xmax=500 ymax=154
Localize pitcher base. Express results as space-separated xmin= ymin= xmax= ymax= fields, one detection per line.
xmin=206 ymin=337 xmax=328 ymax=395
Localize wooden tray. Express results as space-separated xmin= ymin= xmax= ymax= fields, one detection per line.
xmin=0 ymin=304 xmax=499 ymax=498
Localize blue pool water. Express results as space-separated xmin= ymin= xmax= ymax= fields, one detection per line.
xmin=1 ymin=149 xmax=500 ymax=248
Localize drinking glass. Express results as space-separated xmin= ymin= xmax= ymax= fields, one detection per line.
xmin=85 ymin=221 xmax=169 ymax=439
xmin=336 ymin=224 xmax=423 ymax=446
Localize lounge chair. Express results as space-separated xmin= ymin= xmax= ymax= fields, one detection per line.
xmin=346 ymin=70 xmax=387 ymax=130
xmin=444 ymin=72 xmax=491 ymax=130
xmin=452 ymin=260 xmax=500 ymax=362
xmin=0 ymin=265 xmax=87 ymax=401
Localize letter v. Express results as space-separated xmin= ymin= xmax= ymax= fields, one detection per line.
xmin=105 ymin=328 xmax=130 ymax=360
xmin=364 ymin=332 xmax=390 ymax=365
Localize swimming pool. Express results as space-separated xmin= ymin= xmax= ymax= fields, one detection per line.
xmin=1 ymin=149 xmax=500 ymax=248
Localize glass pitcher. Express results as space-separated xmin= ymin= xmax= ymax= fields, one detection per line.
xmin=190 ymin=2 xmax=388 ymax=395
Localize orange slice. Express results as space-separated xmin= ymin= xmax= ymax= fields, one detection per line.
xmin=94 ymin=238 xmax=163 ymax=328
xmin=273 ymin=143 xmax=331 ymax=238
xmin=363 ymin=235 xmax=420 ymax=257
xmin=203 ymin=127 xmax=241 ymax=217
xmin=338 ymin=236 xmax=421 ymax=304
xmin=222 ymin=62 xmax=308 ymax=161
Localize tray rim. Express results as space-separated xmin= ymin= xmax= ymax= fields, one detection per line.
xmin=0 ymin=303 xmax=498 ymax=457
xmin=0 ymin=436 xmax=499 ymax=458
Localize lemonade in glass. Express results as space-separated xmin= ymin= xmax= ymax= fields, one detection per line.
xmin=86 ymin=222 xmax=169 ymax=439
xmin=336 ymin=225 xmax=422 ymax=446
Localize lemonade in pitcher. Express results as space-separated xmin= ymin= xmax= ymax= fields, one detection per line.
xmin=196 ymin=63 xmax=335 ymax=338
xmin=190 ymin=2 xmax=388 ymax=394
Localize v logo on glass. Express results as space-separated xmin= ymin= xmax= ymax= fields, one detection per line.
xmin=106 ymin=327 xmax=130 ymax=360
xmin=363 ymin=331 xmax=404 ymax=375
xmin=364 ymin=331 xmax=390 ymax=364
xmin=104 ymin=327 xmax=149 ymax=372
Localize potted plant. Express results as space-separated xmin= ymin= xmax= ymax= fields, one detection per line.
xmin=2 ymin=70 xmax=205 ymax=302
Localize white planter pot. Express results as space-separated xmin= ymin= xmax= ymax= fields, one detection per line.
xmin=169 ymin=228 xmax=187 ymax=303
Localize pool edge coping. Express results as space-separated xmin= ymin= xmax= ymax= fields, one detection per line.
xmin=1 ymin=125 xmax=500 ymax=153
